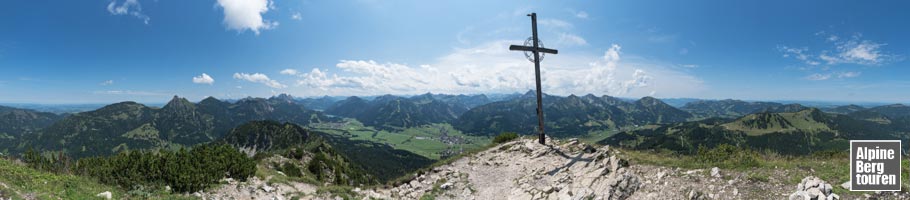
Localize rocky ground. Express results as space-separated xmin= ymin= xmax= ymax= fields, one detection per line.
xmin=199 ymin=137 xmax=910 ymax=200
xmin=198 ymin=176 xmax=319 ymax=200
xmin=360 ymin=137 xmax=639 ymax=200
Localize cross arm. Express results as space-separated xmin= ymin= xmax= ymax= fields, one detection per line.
xmin=509 ymin=45 xmax=558 ymax=54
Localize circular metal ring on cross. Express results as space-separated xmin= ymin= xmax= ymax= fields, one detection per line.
xmin=523 ymin=37 xmax=546 ymax=63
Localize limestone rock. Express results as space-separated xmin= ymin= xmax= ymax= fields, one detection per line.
xmin=789 ymin=176 xmax=838 ymax=200
xmin=710 ymin=167 xmax=721 ymax=178
xmin=96 ymin=191 xmax=112 ymax=200
xmin=352 ymin=138 xmax=641 ymax=200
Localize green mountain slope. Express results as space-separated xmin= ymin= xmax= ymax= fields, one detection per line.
xmin=218 ymin=121 xmax=378 ymax=185
xmin=822 ymin=104 xmax=865 ymax=114
xmin=721 ymin=109 xmax=831 ymax=135
xmin=326 ymin=95 xmax=466 ymax=131
xmin=18 ymin=96 xmax=336 ymax=158
xmin=220 ymin=120 xmax=315 ymax=152
xmin=0 ymin=106 xmax=62 ymax=153
xmin=600 ymin=108 xmax=903 ymax=155
xmin=454 ymin=92 xmax=691 ymax=137
xmin=680 ymin=99 xmax=808 ymax=119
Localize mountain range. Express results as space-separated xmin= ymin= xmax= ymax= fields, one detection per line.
xmin=323 ymin=93 xmax=489 ymax=131
xmin=600 ymin=107 xmax=909 ymax=154
xmin=453 ymin=92 xmax=692 ymax=137
xmin=2 ymin=92 xmax=908 ymax=159
xmin=14 ymin=95 xmax=334 ymax=158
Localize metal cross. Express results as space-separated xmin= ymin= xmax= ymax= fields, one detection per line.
xmin=509 ymin=12 xmax=558 ymax=145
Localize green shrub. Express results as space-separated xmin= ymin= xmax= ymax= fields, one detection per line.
xmin=70 ymin=144 xmax=256 ymax=193
xmin=492 ymin=132 xmax=519 ymax=144
xmin=281 ymin=163 xmax=303 ymax=177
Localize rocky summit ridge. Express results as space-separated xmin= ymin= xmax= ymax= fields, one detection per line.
xmin=359 ymin=137 xmax=641 ymax=200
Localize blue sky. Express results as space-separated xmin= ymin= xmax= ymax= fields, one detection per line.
xmin=0 ymin=0 xmax=908 ymax=104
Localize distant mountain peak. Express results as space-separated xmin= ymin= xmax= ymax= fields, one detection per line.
xmin=885 ymin=103 xmax=907 ymax=107
xmin=200 ymin=96 xmax=221 ymax=104
xmin=271 ymin=93 xmax=295 ymax=101
xmin=373 ymin=94 xmax=402 ymax=103
xmin=344 ymin=96 xmax=364 ymax=101
xmin=164 ymin=95 xmax=193 ymax=109
xmin=635 ymin=96 xmax=664 ymax=106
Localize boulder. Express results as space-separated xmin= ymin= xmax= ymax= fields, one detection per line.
xmin=96 ymin=191 xmax=112 ymax=200
xmin=710 ymin=167 xmax=721 ymax=178
xmin=440 ymin=182 xmax=454 ymax=190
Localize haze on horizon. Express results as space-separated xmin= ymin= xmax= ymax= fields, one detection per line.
xmin=1 ymin=0 xmax=908 ymax=104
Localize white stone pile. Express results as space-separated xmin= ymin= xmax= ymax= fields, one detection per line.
xmin=789 ymin=176 xmax=839 ymax=200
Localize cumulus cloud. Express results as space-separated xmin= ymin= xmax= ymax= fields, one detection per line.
xmin=280 ymin=69 xmax=299 ymax=75
xmin=216 ymin=0 xmax=278 ymax=35
xmin=192 ymin=73 xmax=215 ymax=85
xmin=233 ymin=73 xmax=286 ymax=88
xmin=287 ymin=41 xmax=704 ymax=97
xmin=291 ymin=12 xmax=302 ymax=20
xmin=107 ymin=0 xmax=150 ymax=24
xmin=100 ymin=80 xmax=114 ymax=86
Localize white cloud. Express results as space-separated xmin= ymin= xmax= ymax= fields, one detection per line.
xmin=192 ymin=73 xmax=215 ymax=85
xmin=233 ymin=73 xmax=286 ymax=88
xmin=538 ymin=19 xmax=572 ymax=29
xmin=216 ymin=0 xmax=278 ymax=35
xmin=805 ymin=71 xmax=861 ymax=81
xmin=107 ymin=0 xmax=150 ymax=24
xmin=100 ymin=80 xmax=114 ymax=86
xmin=556 ymin=33 xmax=588 ymax=47
xmin=827 ymin=39 xmax=886 ymax=65
xmin=805 ymin=73 xmax=831 ymax=81
xmin=838 ymin=71 xmax=861 ymax=78
xmin=288 ymin=41 xmax=704 ymax=98
xmin=280 ymin=69 xmax=299 ymax=75
xmin=603 ymin=44 xmax=621 ymax=62
xmin=781 ymin=34 xmax=896 ymax=66
xmin=291 ymin=12 xmax=302 ymax=20
xmin=778 ymin=46 xmax=820 ymax=66
xmin=575 ymin=11 xmax=589 ymax=19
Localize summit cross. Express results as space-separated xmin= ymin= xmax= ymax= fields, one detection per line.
xmin=509 ymin=12 xmax=558 ymax=145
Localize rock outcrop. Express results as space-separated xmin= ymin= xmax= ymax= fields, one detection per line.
xmin=360 ymin=138 xmax=641 ymax=200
